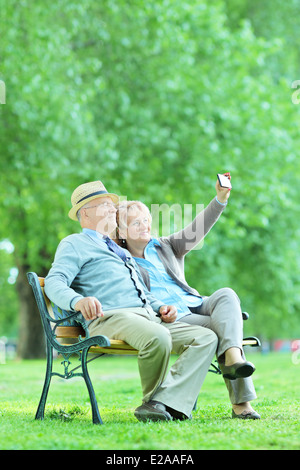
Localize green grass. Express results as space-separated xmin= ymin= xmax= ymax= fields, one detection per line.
xmin=0 ymin=351 xmax=299 ymax=450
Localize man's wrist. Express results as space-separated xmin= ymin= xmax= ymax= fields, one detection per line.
xmin=70 ymin=295 xmax=84 ymax=311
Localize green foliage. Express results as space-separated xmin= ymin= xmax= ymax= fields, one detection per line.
xmin=0 ymin=0 xmax=300 ymax=341
xmin=0 ymin=354 xmax=299 ymax=449
xmin=0 ymin=245 xmax=19 ymax=337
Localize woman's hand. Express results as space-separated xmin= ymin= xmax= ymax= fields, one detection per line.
xmin=216 ymin=172 xmax=232 ymax=203
xmin=159 ymin=305 xmax=177 ymax=323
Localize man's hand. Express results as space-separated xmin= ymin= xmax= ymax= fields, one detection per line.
xmin=216 ymin=172 xmax=231 ymax=203
xmin=159 ymin=305 xmax=177 ymax=323
xmin=74 ymin=297 xmax=104 ymax=321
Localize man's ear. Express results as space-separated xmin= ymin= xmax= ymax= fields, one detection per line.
xmin=118 ymin=228 xmax=126 ymax=240
xmin=81 ymin=207 xmax=89 ymax=219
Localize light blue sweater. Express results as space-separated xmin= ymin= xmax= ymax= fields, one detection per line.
xmin=44 ymin=231 xmax=163 ymax=323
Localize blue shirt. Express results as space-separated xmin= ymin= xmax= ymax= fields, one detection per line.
xmin=134 ymin=239 xmax=203 ymax=320
xmin=44 ymin=230 xmax=163 ymax=324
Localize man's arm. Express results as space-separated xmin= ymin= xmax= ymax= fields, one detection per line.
xmin=44 ymin=240 xmax=85 ymax=311
xmin=45 ymin=240 xmax=104 ymax=321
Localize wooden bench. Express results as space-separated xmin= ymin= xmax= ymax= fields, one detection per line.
xmin=27 ymin=271 xmax=261 ymax=425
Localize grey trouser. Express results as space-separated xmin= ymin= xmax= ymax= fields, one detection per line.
xmin=181 ymin=287 xmax=257 ymax=405
xmin=89 ymin=306 xmax=218 ymax=417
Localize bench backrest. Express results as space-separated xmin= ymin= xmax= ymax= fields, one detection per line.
xmin=27 ymin=272 xmax=87 ymax=347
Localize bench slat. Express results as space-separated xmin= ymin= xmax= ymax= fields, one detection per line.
xmin=55 ymin=326 xmax=138 ymax=353
xmin=59 ymin=343 xmax=139 ymax=355
xmin=55 ymin=326 xmax=86 ymax=338
xmin=55 ymin=326 xmax=259 ymax=355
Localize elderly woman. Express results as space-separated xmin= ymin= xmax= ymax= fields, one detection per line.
xmin=116 ymin=175 xmax=260 ymax=420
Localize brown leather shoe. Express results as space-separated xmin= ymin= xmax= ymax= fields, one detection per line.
xmin=134 ymin=401 xmax=173 ymax=422
xmin=219 ymin=361 xmax=255 ymax=380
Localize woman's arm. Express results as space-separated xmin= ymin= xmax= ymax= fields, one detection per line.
xmin=166 ymin=174 xmax=231 ymax=257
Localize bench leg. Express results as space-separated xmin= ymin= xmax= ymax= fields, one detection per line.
xmin=35 ymin=341 xmax=53 ymax=421
xmin=81 ymin=348 xmax=103 ymax=425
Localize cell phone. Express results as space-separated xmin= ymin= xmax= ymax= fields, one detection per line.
xmin=217 ymin=173 xmax=232 ymax=189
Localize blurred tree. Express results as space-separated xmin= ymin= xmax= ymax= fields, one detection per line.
xmin=0 ymin=1 xmax=103 ymax=356
xmin=0 ymin=0 xmax=299 ymax=356
xmin=0 ymin=242 xmax=19 ymax=338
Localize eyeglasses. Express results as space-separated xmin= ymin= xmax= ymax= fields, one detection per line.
xmin=131 ymin=218 xmax=150 ymax=227
xmin=84 ymin=202 xmax=117 ymax=210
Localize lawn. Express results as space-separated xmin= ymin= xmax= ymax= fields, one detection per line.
xmin=0 ymin=351 xmax=299 ymax=451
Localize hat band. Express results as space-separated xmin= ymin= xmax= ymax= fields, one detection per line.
xmin=77 ymin=190 xmax=108 ymax=204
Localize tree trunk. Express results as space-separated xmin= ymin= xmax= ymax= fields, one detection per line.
xmin=16 ymin=263 xmax=45 ymax=359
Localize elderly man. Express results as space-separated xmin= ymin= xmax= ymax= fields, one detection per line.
xmin=45 ymin=181 xmax=218 ymax=422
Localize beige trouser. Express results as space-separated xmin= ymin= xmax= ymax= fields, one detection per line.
xmin=89 ymin=306 xmax=218 ymax=417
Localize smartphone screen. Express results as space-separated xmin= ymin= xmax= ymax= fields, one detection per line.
xmin=217 ymin=173 xmax=232 ymax=189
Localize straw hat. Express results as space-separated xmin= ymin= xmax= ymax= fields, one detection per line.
xmin=68 ymin=181 xmax=119 ymax=221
